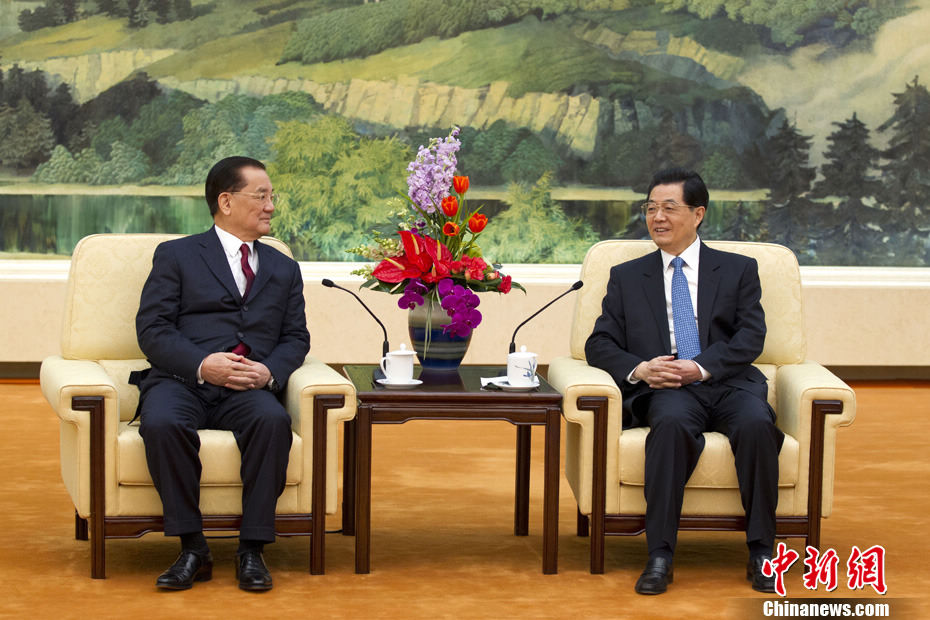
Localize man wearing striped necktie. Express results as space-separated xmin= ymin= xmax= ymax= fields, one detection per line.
xmin=585 ymin=168 xmax=783 ymax=595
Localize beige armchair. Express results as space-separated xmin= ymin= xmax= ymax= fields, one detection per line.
xmin=547 ymin=240 xmax=856 ymax=573
xmin=40 ymin=233 xmax=356 ymax=578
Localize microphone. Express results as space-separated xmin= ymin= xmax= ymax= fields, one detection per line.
xmin=321 ymin=278 xmax=389 ymax=358
xmin=509 ymin=280 xmax=583 ymax=354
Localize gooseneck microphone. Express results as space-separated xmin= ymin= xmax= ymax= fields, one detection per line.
xmin=509 ymin=280 xmax=584 ymax=354
xmin=321 ymin=278 xmax=390 ymax=357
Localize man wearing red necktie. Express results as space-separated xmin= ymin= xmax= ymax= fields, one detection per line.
xmin=135 ymin=156 xmax=309 ymax=591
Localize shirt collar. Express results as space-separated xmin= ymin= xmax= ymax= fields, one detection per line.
xmin=213 ymin=225 xmax=254 ymax=259
xmin=660 ymin=236 xmax=701 ymax=271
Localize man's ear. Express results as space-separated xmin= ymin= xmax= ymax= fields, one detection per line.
xmin=217 ymin=193 xmax=232 ymax=216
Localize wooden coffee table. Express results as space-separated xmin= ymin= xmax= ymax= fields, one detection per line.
xmin=342 ymin=365 xmax=563 ymax=574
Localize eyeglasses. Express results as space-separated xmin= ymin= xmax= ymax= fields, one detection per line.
xmin=230 ymin=191 xmax=278 ymax=204
xmin=641 ymin=200 xmax=696 ymax=217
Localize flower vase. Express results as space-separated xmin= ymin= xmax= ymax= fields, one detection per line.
xmin=408 ymin=298 xmax=472 ymax=371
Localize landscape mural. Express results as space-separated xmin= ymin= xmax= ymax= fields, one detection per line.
xmin=1 ymin=0 xmax=928 ymax=266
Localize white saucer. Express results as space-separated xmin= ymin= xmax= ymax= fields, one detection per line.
xmin=376 ymin=378 xmax=423 ymax=389
xmin=488 ymin=376 xmax=540 ymax=391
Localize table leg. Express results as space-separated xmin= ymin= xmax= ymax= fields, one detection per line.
xmin=542 ymin=406 xmax=561 ymax=574
xmin=354 ymin=405 xmax=372 ymax=574
xmin=514 ymin=425 xmax=531 ymax=536
xmin=342 ymin=418 xmax=357 ymax=536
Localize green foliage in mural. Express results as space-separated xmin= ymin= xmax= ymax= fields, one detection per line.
xmin=19 ymin=0 xmax=197 ymax=29
xmin=654 ymin=0 xmax=907 ymax=46
xmin=17 ymin=0 xmax=77 ymax=31
xmin=456 ymin=122 xmax=562 ymax=186
xmin=268 ymin=116 xmax=412 ymax=261
xmin=162 ymin=91 xmax=323 ymax=185
xmin=478 ymin=173 xmax=599 ymax=263
xmin=279 ymin=0 xmax=627 ymax=65
xmin=700 ymin=147 xmax=744 ymax=190
xmin=0 ymin=100 xmax=56 ymax=169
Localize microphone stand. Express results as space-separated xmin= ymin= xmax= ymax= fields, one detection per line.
xmin=509 ymin=281 xmax=583 ymax=353
xmin=321 ymin=279 xmax=390 ymax=358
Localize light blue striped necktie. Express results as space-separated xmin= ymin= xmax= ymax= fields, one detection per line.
xmin=671 ymin=256 xmax=701 ymax=360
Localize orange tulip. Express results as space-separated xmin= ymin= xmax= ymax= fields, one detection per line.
xmin=441 ymin=195 xmax=459 ymax=217
xmin=443 ymin=221 xmax=460 ymax=236
xmin=468 ymin=213 xmax=488 ymax=233
xmin=453 ymin=175 xmax=469 ymax=195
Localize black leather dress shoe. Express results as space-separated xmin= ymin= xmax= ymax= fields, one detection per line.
xmin=156 ymin=550 xmax=213 ymax=590
xmin=236 ymin=551 xmax=273 ymax=591
xmin=635 ymin=557 xmax=674 ymax=595
xmin=747 ymin=556 xmax=777 ymax=593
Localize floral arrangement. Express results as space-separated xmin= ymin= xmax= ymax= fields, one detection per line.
xmin=349 ymin=127 xmax=522 ymax=338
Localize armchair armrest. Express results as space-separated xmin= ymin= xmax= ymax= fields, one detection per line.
xmin=775 ymin=362 xmax=857 ymax=439
xmin=40 ymin=356 xmax=119 ymax=426
xmin=775 ymin=361 xmax=857 ymax=519
xmin=40 ymin=356 xmax=122 ymax=517
xmin=284 ymin=355 xmax=357 ymax=514
xmin=548 ymin=356 xmax=623 ymax=515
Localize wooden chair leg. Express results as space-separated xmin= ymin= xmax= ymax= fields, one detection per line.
xmin=72 ymin=395 xmax=106 ymax=578
xmin=577 ymin=507 xmax=589 ymax=537
xmin=75 ymin=511 xmax=88 ymax=541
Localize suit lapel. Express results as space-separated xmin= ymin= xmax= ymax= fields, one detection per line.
xmin=697 ymin=243 xmax=720 ymax=349
xmin=199 ymin=228 xmax=242 ymax=301
xmin=641 ymin=250 xmax=672 ymax=354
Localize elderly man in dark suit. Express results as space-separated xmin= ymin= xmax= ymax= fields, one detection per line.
xmin=135 ymin=156 xmax=309 ymax=591
xmin=585 ymin=168 xmax=782 ymax=594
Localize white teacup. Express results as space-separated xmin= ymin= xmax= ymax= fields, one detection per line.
xmin=380 ymin=343 xmax=416 ymax=383
xmin=507 ymin=346 xmax=538 ymax=387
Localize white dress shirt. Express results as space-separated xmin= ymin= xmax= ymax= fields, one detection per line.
xmin=214 ymin=224 xmax=258 ymax=296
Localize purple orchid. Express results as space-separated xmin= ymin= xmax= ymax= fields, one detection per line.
xmin=397 ymin=278 xmax=428 ymax=309
xmin=435 ymin=277 xmax=482 ymax=338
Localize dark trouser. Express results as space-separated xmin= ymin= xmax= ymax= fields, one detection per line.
xmin=641 ymin=382 xmax=784 ymax=558
xmin=139 ymin=377 xmax=292 ymax=542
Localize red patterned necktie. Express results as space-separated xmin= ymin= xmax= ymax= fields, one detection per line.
xmin=231 ymin=244 xmax=254 ymax=357
xmin=240 ymin=243 xmax=255 ymax=300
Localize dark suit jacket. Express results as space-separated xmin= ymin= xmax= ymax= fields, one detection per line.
xmin=135 ymin=228 xmax=310 ymax=392
xmin=585 ymin=242 xmax=768 ymax=423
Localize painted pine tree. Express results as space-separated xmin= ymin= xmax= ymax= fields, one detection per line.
xmin=811 ymin=113 xmax=890 ymax=264
xmin=878 ymin=77 xmax=930 ymax=233
xmin=763 ymin=119 xmax=816 ymax=254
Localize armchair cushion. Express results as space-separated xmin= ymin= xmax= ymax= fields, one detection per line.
xmin=117 ymin=424 xmax=303 ymax=486
xmin=618 ymin=428 xmax=799 ymax=489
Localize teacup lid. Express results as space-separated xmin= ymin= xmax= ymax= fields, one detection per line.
xmin=510 ymin=345 xmax=536 ymax=357
xmin=390 ymin=343 xmax=416 ymax=356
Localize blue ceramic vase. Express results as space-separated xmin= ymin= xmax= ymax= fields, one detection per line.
xmin=407 ymin=298 xmax=472 ymax=371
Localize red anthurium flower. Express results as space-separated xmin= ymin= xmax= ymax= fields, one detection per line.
xmin=468 ymin=213 xmax=488 ymax=233
xmin=441 ymin=195 xmax=459 ymax=217
xmin=372 ymin=256 xmax=421 ymax=283
xmin=399 ymin=230 xmax=432 ymax=273
xmin=453 ymin=175 xmax=469 ymax=195
xmin=423 ymin=236 xmax=455 ymax=283
xmin=443 ymin=221 xmax=460 ymax=237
